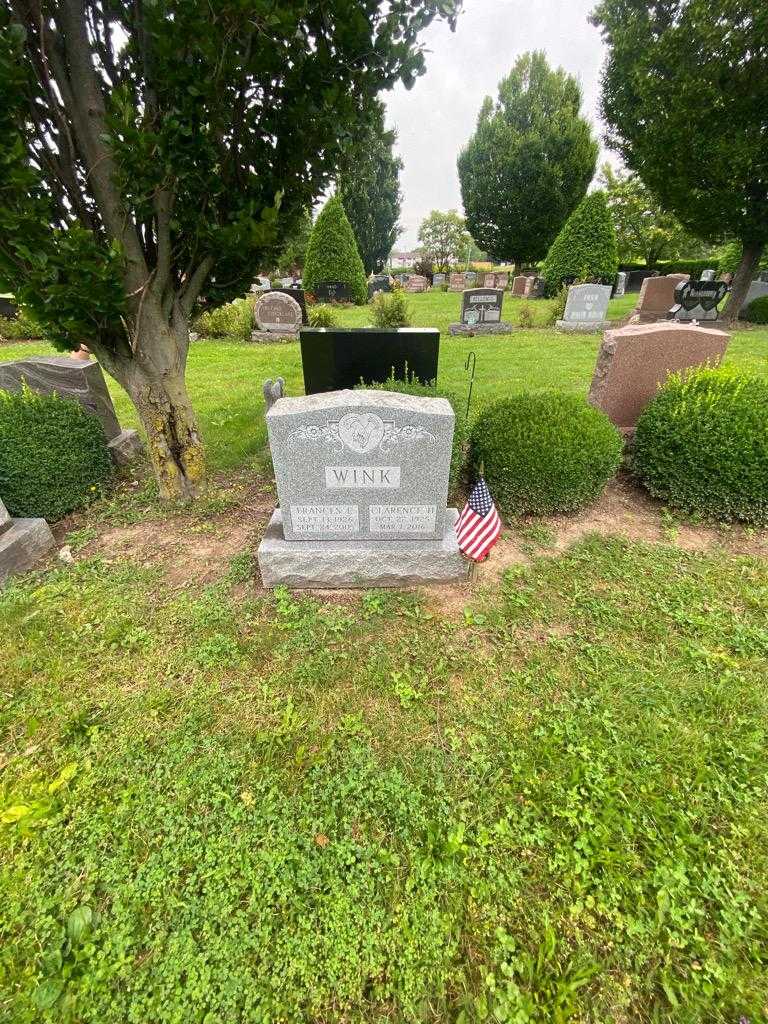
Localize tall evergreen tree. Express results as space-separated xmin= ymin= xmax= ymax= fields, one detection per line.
xmin=591 ymin=0 xmax=768 ymax=319
xmin=541 ymin=191 xmax=619 ymax=293
xmin=339 ymin=104 xmax=402 ymax=275
xmin=303 ymin=195 xmax=368 ymax=304
xmin=458 ymin=51 xmax=598 ymax=272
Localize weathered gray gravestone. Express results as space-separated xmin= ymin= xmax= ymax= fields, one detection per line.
xmin=614 ymin=272 xmax=627 ymax=296
xmin=744 ymin=280 xmax=768 ymax=308
xmin=432 ymin=273 xmax=446 ymax=288
xmin=251 ymin=291 xmax=302 ymax=341
xmin=449 ymin=289 xmax=513 ymax=335
xmin=700 ymin=269 xmax=716 ymax=282
xmin=0 ymin=356 xmax=141 ymax=464
xmin=556 ymin=284 xmax=612 ymax=333
xmin=257 ymin=389 xmax=467 ymax=587
xmin=0 ymin=496 xmax=55 ymax=585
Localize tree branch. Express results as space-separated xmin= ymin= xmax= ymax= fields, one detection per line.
xmin=179 ymin=256 xmax=215 ymax=317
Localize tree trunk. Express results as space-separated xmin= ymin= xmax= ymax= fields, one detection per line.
xmin=105 ymin=319 xmax=205 ymax=501
xmin=723 ymin=240 xmax=764 ymax=323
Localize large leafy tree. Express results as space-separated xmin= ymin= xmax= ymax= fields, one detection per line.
xmin=339 ymin=103 xmax=402 ymax=275
xmin=457 ymin=51 xmax=598 ymax=272
xmin=591 ymin=0 xmax=768 ymax=319
xmin=417 ymin=210 xmax=473 ymax=273
xmin=599 ymin=163 xmax=695 ymax=267
xmin=0 ymin=0 xmax=460 ymax=499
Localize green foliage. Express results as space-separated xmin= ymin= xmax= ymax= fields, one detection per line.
xmin=417 ymin=210 xmax=473 ymax=273
xmin=359 ymin=373 xmax=467 ymax=495
xmin=599 ymin=163 xmax=694 ymax=267
xmin=193 ymin=297 xmax=253 ymax=340
xmin=517 ymin=304 xmax=534 ymax=328
xmin=303 ymin=196 xmax=368 ymax=305
xmin=276 ymin=209 xmax=313 ymax=275
xmin=741 ymin=296 xmax=768 ymax=324
xmin=308 ymin=304 xmax=339 ymax=328
xmin=0 ymin=386 xmax=112 ymax=519
xmin=339 ymin=103 xmax=402 ymax=274
xmin=542 ymin=191 xmax=619 ymax=293
xmin=370 ymin=291 xmax=412 ymax=328
xmin=546 ymin=286 xmax=568 ymax=325
xmin=471 ymin=393 xmax=623 ymax=515
xmin=458 ymin=51 xmax=598 ymax=266
xmin=592 ymin=0 xmax=768 ymax=252
xmin=716 ymin=241 xmax=768 ymax=276
xmin=0 ymin=307 xmax=44 ymax=340
xmin=633 ymin=368 xmax=768 ymax=524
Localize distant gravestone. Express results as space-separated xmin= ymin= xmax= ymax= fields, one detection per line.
xmin=315 ymin=280 xmax=354 ymax=303
xmin=556 ymin=284 xmax=612 ymax=333
xmin=405 ymin=275 xmax=429 ymax=293
xmin=630 ymin=274 xmax=690 ymax=323
xmin=252 ymin=291 xmax=302 ymax=341
xmin=272 ymin=287 xmax=307 ymax=324
xmin=528 ymin=276 xmax=546 ymax=299
xmin=613 ymin=272 xmax=627 ymax=297
xmin=432 ymin=273 xmax=446 ymax=288
xmin=368 ymin=275 xmax=392 ymax=300
xmin=669 ymin=280 xmax=729 ymax=322
xmin=626 ymin=269 xmax=658 ymax=293
xmin=511 ymin=275 xmax=529 ymax=297
xmin=449 ymin=288 xmax=512 ymax=335
xmin=589 ymin=322 xmax=730 ymax=430
xmin=758 ymin=271 xmax=768 ymax=283
xmin=0 ymin=356 xmax=141 ymax=464
xmin=464 ymin=271 xmax=477 ymax=287
xmin=257 ymin=389 xmax=467 ymax=587
xmin=495 ymin=272 xmax=509 ymax=289
xmin=700 ymin=269 xmax=716 ymax=282
xmin=0 ymin=297 xmax=17 ymax=319
xmin=0 ymin=495 xmax=55 ymax=585
xmin=448 ymin=273 xmax=465 ymax=292
xmin=744 ymin=280 xmax=768 ymax=308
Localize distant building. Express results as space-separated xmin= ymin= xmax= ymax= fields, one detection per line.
xmin=389 ymin=250 xmax=420 ymax=267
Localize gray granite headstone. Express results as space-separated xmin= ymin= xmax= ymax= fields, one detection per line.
xmin=614 ymin=272 xmax=627 ymax=296
xmin=258 ymin=390 xmax=466 ymax=587
xmin=0 ymin=356 xmax=121 ymax=439
xmin=460 ymin=288 xmax=504 ymax=325
xmin=464 ymin=271 xmax=477 ymax=286
xmin=556 ymin=284 xmax=612 ymax=333
xmin=700 ymin=269 xmax=716 ymax=282
xmin=744 ymin=280 xmax=768 ymax=308
xmin=0 ymin=496 xmax=55 ymax=584
xmin=432 ymin=273 xmax=446 ymax=287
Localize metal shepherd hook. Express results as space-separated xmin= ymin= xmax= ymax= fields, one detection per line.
xmin=464 ymin=351 xmax=476 ymax=421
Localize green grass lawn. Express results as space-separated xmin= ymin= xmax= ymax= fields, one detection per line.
xmin=2 ymin=292 xmax=768 ymax=1022
xmin=2 ymin=290 xmax=766 ymax=473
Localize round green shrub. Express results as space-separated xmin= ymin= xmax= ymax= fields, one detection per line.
xmin=740 ymin=295 xmax=768 ymax=324
xmin=0 ymin=386 xmax=112 ymax=520
xmin=541 ymin=191 xmax=619 ymax=295
xmin=471 ymin=393 xmax=623 ymax=515
xmin=633 ymin=368 xmax=768 ymax=524
xmin=308 ymin=303 xmax=338 ymax=328
xmin=370 ymin=290 xmax=412 ymax=328
xmin=302 ymin=195 xmax=368 ymax=305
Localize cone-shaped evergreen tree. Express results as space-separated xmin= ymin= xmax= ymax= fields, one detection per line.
xmin=303 ymin=195 xmax=368 ymax=304
xmin=542 ymin=191 xmax=619 ymax=293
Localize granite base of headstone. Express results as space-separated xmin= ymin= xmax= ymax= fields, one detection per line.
xmin=555 ymin=284 xmax=612 ymax=334
xmin=588 ymin=321 xmax=730 ymax=431
xmin=251 ymin=291 xmax=302 ymax=342
xmin=257 ymin=390 xmax=468 ymax=588
xmin=449 ymin=288 xmax=513 ymax=335
xmin=0 ymin=497 xmax=55 ymax=585
xmin=0 ymin=356 xmax=142 ymax=465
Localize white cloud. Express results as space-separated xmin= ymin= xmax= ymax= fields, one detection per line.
xmin=383 ymin=0 xmax=615 ymax=248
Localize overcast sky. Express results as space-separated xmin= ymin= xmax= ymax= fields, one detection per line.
xmin=383 ymin=0 xmax=615 ymax=249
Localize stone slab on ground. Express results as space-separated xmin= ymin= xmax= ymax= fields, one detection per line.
xmin=258 ymin=507 xmax=468 ymax=588
xmin=107 ymin=428 xmax=143 ymax=465
xmin=588 ymin=321 xmax=730 ymax=430
xmin=555 ymin=319 xmax=610 ymax=334
xmin=448 ymin=322 xmax=515 ymax=335
xmin=0 ymin=512 xmax=55 ymax=584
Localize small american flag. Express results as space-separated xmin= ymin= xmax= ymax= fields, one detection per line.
xmin=456 ymin=477 xmax=501 ymax=561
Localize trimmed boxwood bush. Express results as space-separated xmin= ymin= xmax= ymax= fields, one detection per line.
xmin=0 ymin=386 xmax=112 ymax=520
xmin=308 ymin=303 xmax=338 ymax=328
xmin=357 ymin=374 xmax=467 ymax=497
xmin=633 ymin=368 xmax=768 ymax=524
xmin=303 ymin=195 xmax=368 ymax=305
xmin=371 ymin=290 xmax=412 ymax=328
xmin=471 ymin=393 xmax=622 ymax=516
xmin=542 ymin=191 xmax=619 ymax=295
xmin=740 ymin=295 xmax=768 ymax=324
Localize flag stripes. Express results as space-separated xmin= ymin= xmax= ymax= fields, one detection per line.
xmin=456 ymin=477 xmax=502 ymax=561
